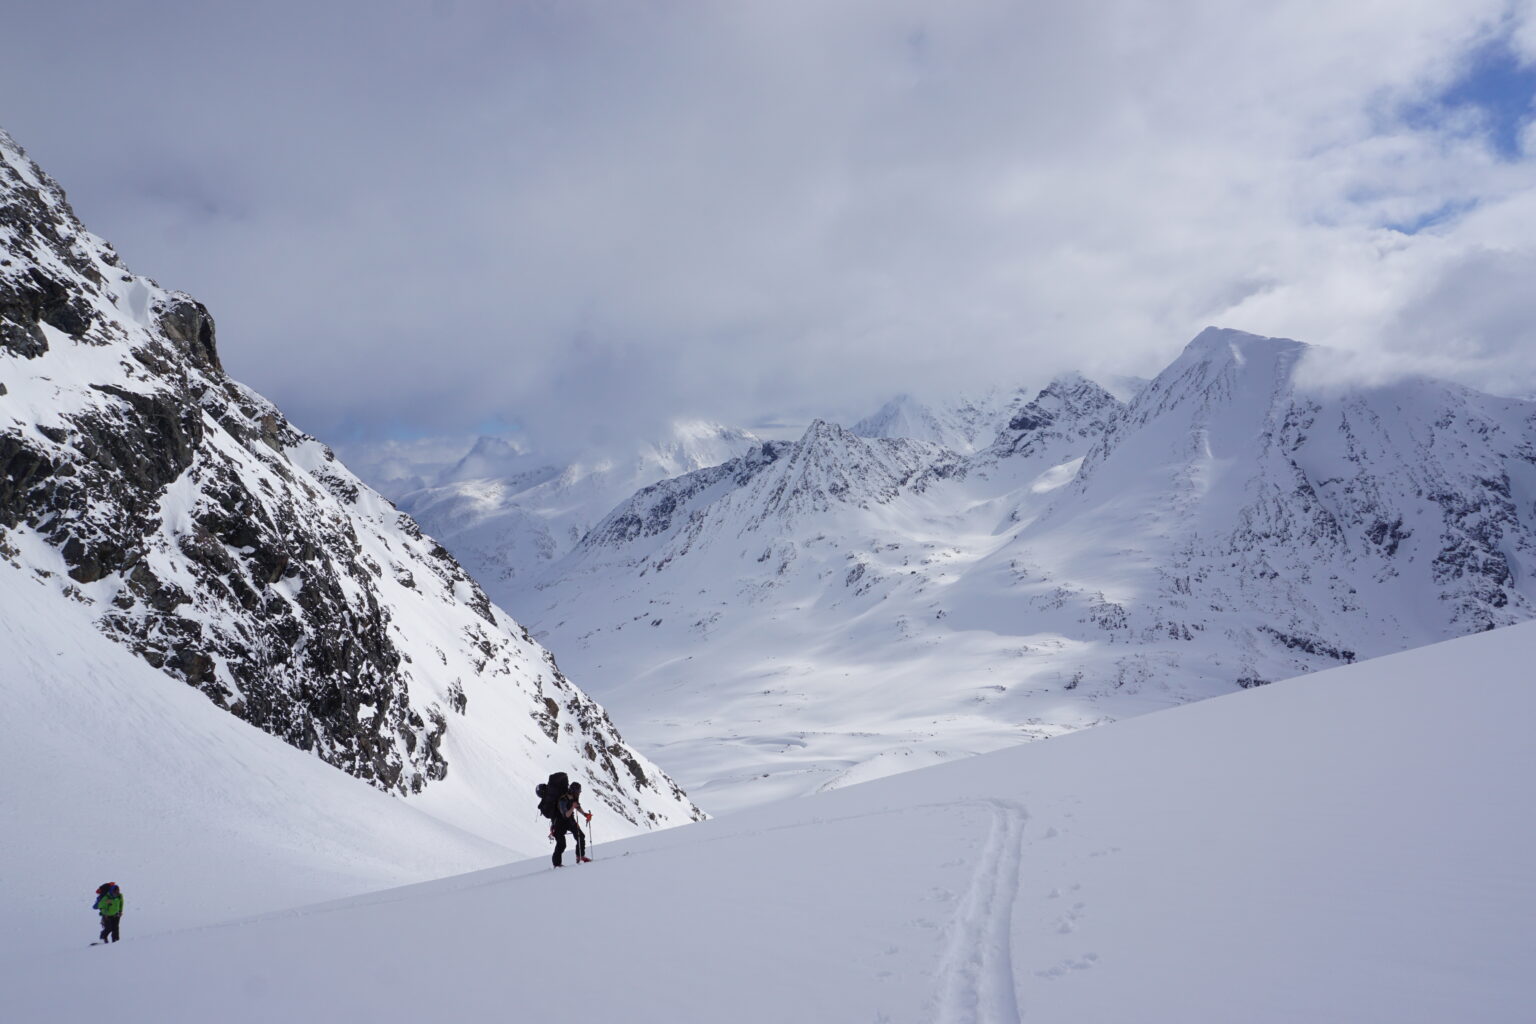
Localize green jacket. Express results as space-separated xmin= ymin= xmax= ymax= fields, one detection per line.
xmin=96 ymin=892 xmax=123 ymax=917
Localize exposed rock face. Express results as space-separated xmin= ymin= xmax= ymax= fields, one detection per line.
xmin=975 ymin=373 xmax=1125 ymax=469
xmin=0 ymin=127 xmax=700 ymax=836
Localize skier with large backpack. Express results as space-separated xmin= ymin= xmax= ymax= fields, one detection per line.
xmin=535 ymin=771 xmax=593 ymax=868
xmin=92 ymin=882 xmax=123 ymax=944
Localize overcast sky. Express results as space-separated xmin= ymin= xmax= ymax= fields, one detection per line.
xmin=4 ymin=1 xmax=1536 ymax=461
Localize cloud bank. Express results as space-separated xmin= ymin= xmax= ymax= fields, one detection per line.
xmin=3 ymin=0 xmax=1536 ymax=455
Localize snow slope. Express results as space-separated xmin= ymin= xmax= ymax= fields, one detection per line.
xmin=0 ymin=557 xmax=511 ymax=961
xmin=511 ymin=330 xmax=1536 ymax=813
xmin=4 ymin=620 xmax=1532 ymax=1023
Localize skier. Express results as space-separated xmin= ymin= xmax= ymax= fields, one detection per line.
xmin=537 ymin=772 xmax=593 ymax=868
xmin=92 ymin=882 xmax=123 ymax=944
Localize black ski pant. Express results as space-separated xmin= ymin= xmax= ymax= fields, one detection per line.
xmin=552 ymin=817 xmax=586 ymax=866
xmin=99 ymin=914 xmax=120 ymax=943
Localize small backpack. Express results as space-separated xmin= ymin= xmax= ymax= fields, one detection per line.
xmin=535 ymin=771 xmax=569 ymax=820
xmin=94 ymin=883 xmax=122 ymax=914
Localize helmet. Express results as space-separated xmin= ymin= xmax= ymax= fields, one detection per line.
xmin=569 ymin=782 xmax=582 ymax=794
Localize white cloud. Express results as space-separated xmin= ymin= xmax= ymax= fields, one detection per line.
xmin=3 ymin=0 xmax=1535 ymax=447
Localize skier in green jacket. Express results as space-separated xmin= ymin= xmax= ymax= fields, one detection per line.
xmin=92 ymin=882 xmax=123 ymax=944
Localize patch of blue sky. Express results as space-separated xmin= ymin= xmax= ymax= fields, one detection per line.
xmin=1384 ymin=198 xmax=1481 ymax=236
xmin=1404 ymin=36 xmax=1536 ymax=161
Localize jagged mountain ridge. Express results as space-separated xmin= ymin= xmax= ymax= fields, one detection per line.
xmin=507 ymin=329 xmax=1536 ymax=812
xmin=565 ymin=421 xmax=967 ymax=581
xmin=0 ymin=127 xmax=699 ymax=845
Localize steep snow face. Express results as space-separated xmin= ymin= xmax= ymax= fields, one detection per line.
xmin=510 ymin=330 xmax=1536 ymax=813
xmin=1027 ymin=327 xmax=1536 ymax=677
xmin=0 ymin=126 xmax=700 ymax=842
xmin=853 ymin=386 xmax=1035 ymax=453
xmin=7 ymin=620 xmax=1533 ymax=1022
xmin=394 ymin=420 xmax=760 ymax=609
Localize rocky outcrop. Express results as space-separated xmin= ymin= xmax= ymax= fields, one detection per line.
xmin=0 ymin=127 xmax=699 ymax=833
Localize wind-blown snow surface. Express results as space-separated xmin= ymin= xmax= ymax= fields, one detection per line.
xmin=0 ymin=558 xmax=511 ymax=960
xmin=512 ymin=330 xmax=1536 ymax=813
xmin=5 ymin=622 xmax=1532 ymax=1023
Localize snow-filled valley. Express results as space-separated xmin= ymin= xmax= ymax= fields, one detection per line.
xmin=3 ymin=617 xmax=1532 ymax=1023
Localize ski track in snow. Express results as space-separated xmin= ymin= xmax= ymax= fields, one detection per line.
xmin=932 ymin=799 xmax=1028 ymax=1024
xmin=183 ymin=798 xmax=1034 ymax=1024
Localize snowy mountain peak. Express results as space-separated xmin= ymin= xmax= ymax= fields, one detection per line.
xmin=1142 ymin=326 xmax=1310 ymax=418
xmin=796 ymin=416 xmax=856 ymax=450
xmin=1004 ymin=373 xmax=1117 ymax=432
xmin=977 ymin=373 xmax=1124 ymax=467
xmin=852 ymin=394 xmax=929 ymax=437
xmin=853 ymin=387 xmax=1034 ymax=454
xmin=1181 ymin=324 xmax=1307 ymax=361
xmin=563 ymin=418 xmax=963 ymax=581
xmin=1161 ymin=326 xmax=1307 ymax=395
xmin=758 ymin=419 xmax=958 ymax=519
xmin=1074 ymin=327 xmax=1310 ymax=490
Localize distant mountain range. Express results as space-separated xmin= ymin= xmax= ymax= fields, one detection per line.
xmin=477 ymin=328 xmax=1536 ymax=812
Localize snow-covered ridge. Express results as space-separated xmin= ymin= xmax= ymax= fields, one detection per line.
xmin=567 ymin=420 xmax=963 ymax=578
xmin=0 ymin=126 xmax=699 ymax=841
